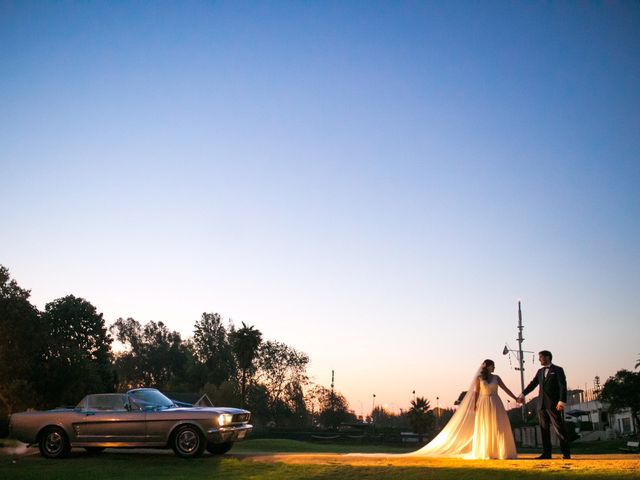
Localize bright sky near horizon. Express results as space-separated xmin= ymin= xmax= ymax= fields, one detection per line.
xmin=1 ymin=1 xmax=639 ymax=416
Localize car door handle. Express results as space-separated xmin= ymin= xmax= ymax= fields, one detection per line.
xmin=85 ymin=412 xmax=96 ymax=416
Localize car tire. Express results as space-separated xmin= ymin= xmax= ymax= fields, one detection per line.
xmin=171 ymin=425 xmax=205 ymax=458
xmin=84 ymin=447 xmax=105 ymax=455
xmin=206 ymin=441 xmax=234 ymax=455
xmin=38 ymin=427 xmax=71 ymax=459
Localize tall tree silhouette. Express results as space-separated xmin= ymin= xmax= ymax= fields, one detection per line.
xmin=41 ymin=295 xmax=115 ymax=406
xmin=600 ymin=370 xmax=640 ymax=439
xmin=408 ymin=396 xmax=433 ymax=436
xmin=230 ymin=322 xmax=262 ymax=408
xmin=193 ymin=312 xmax=235 ymax=386
xmin=110 ymin=317 xmax=190 ymax=391
xmin=0 ymin=265 xmax=44 ymax=412
xmin=256 ymin=340 xmax=309 ymax=421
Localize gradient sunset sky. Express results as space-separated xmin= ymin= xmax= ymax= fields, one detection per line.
xmin=2 ymin=1 xmax=639 ymax=414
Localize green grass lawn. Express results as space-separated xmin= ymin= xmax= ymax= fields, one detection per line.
xmin=1 ymin=438 xmax=638 ymax=480
xmin=232 ymin=438 xmax=415 ymax=453
xmin=236 ymin=437 xmax=635 ymax=454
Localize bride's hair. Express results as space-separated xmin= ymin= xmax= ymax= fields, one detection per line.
xmin=480 ymin=359 xmax=495 ymax=382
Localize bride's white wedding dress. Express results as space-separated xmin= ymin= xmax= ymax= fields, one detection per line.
xmin=409 ymin=374 xmax=517 ymax=459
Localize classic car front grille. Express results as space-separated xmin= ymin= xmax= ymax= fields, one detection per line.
xmin=232 ymin=413 xmax=250 ymax=423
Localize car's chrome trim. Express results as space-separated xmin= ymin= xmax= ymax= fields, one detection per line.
xmin=206 ymin=424 xmax=253 ymax=435
xmin=71 ymin=442 xmax=167 ymax=448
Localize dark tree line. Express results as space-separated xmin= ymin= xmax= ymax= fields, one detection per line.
xmin=1 ymin=266 xmax=114 ymax=411
xmin=0 ymin=265 xmax=355 ymax=435
xmin=600 ymin=369 xmax=640 ymax=439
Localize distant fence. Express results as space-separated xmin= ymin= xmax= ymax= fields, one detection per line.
xmin=250 ymin=428 xmax=422 ymax=445
xmin=513 ymin=426 xmax=561 ymax=448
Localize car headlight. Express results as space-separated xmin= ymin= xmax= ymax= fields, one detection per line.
xmin=217 ymin=414 xmax=234 ymax=426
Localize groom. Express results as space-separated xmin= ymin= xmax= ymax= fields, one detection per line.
xmin=517 ymin=350 xmax=571 ymax=459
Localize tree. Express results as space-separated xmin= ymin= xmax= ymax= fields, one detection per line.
xmin=110 ymin=318 xmax=192 ymax=391
xmin=245 ymin=382 xmax=272 ymax=426
xmin=192 ymin=312 xmax=236 ymax=386
xmin=370 ymin=406 xmax=409 ymax=429
xmin=229 ymin=322 xmax=262 ymax=408
xmin=203 ymin=380 xmax=240 ymax=407
xmin=281 ymin=380 xmax=310 ymax=428
xmin=256 ymin=340 xmax=309 ymax=423
xmin=635 ymin=354 xmax=639 ymax=370
xmin=309 ymin=385 xmax=356 ymax=429
xmin=0 ymin=265 xmax=45 ymax=416
xmin=408 ymin=396 xmax=434 ymax=436
xmin=600 ymin=369 xmax=640 ymax=439
xmin=41 ymin=295 xmax=115 ymax=406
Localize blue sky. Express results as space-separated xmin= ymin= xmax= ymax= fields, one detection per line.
xmin=1 ymin=1 xmax=639 ymax=413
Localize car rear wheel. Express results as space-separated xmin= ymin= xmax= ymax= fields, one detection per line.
xmin=207 ymin=441 xmax=233 ymax=455
xmin=39 ymin=427 xmax=71 ymax=459
xmin=171 ymin=425 xmax=205 ymax=458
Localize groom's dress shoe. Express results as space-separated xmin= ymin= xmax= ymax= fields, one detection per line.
xmin=563 ymin=454 xmax=571 ymax=459
xmin=536 ymin=454 xmax=552 ymax=459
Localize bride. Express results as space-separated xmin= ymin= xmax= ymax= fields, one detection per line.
xmin=408 ymin=359 xmax=518 ymax=459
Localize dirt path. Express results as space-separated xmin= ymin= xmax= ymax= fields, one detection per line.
xmin=237 ymin=452 xmax=640 ymax=474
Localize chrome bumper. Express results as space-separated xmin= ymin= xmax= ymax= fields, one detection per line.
xmin=206 ymin=424 xmax=252 ymax=443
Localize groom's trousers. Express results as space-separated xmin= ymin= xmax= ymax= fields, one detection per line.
xmin=538 ymin=408 xmax=571 ymax=456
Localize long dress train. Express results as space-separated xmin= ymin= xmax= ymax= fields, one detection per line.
xmin=409 ymin=375 xmax=517 ymax=459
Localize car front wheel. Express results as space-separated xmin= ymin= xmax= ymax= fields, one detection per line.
xmin=171 ymin=425 xmax=205 ymax=458
xmin=39 ymin=427 xmax=71 ymax=459
xmin=207 ymin=441 xmax=233 ymax=455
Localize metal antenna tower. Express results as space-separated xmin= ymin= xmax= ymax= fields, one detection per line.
xmin=503 ymin=301 xmax=533 ymax=421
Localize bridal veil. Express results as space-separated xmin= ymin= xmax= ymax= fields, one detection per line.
xmin=406 ymin=370 xmax=479 ymax=457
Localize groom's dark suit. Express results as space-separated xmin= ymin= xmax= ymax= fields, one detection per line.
xmin=522 ymin=364 xmax=571 ymax=458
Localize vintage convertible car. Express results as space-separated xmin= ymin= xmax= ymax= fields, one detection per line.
xmin=9 ymin=388 xmax=252 ymax=459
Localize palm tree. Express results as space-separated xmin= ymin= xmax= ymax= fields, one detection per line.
xmin=635 ymin=353 xmax=639 ymax=370
xmin=408 ymin=396 xmax=433 ymax=438
xmin=230 ymin=322 xmax=262 ymax=408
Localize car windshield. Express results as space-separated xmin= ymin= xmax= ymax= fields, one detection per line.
xmin=128 ymin=389 xmax=176 ymax=409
